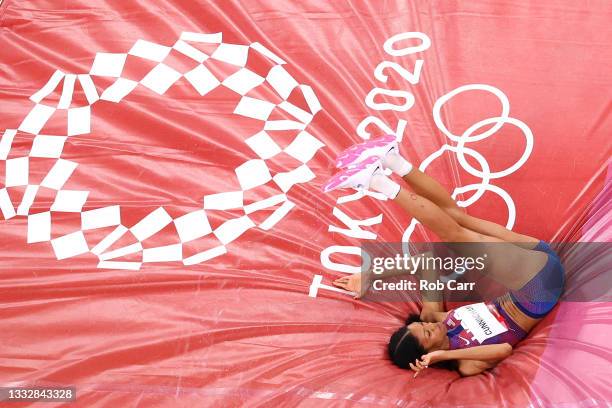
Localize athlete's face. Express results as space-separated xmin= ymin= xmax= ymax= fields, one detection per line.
xmin=408 ymin=321 xmax=447 ymax=351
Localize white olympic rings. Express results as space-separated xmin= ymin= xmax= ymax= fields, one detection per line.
xmin=402 ymin=84 xmax=534 ymax=251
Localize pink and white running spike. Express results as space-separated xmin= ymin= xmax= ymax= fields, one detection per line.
xmin=322 ymin=156 xmax=382 ymax=193
xmin=335 ymin=134 xmax=398 ymax=168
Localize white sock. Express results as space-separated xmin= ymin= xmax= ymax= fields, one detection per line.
xmin=370 ymin=174 xmax=401 ymax=199
xmin=382 ymin=153 xmax=413 ymax=177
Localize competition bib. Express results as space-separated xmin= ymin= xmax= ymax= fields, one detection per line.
xmin=453 ymin=303 xmax=508 ymax=343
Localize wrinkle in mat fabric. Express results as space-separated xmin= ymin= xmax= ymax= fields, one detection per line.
xmin=0 ymin=1 xmax=611 ymax=407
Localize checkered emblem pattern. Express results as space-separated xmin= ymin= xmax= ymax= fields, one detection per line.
xmin=0 ymin=32 xmax=324 ymax=270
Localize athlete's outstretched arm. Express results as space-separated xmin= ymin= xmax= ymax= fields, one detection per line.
xmin=332 ymin=251 xmax=448 ymax=309
xmin=410 ymin=344 xmax=512 ymax=377
xmin=440 ymin=343 xmax=513 ymax=362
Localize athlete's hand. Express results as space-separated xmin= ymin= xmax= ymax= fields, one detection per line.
xmin=410 ymin=351 xmax=446 ymax=378
xmin=332 ymin=274 xmax=362 ymax=298
xmin=409 ymin=358 xmax=427 ymax=377
xmin=420 ymin=350 xmax=445 ymax=366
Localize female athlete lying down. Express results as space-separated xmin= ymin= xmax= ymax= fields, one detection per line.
xmin=323 ymin=135 xmax=565 ymax=377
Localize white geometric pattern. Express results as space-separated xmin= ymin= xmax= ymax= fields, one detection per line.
xmin=0 ymin=32 xmax=324 ymax=270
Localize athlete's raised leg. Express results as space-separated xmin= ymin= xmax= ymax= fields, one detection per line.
xmin=333 ymin=135 xmax=539 ymax=247
xmin=391 ymin=186 xmax=547 ymax=290
xmin=323 ymin=159 xmax=547 ymax=290
xmin=401 ymin=168 xmax=539 ymax=248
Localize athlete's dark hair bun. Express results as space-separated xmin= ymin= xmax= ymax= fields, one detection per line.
xmin=388 ymin=313 xmax=458 ymax=371
xmin=388 ymin=314 xmax=425 ymax=369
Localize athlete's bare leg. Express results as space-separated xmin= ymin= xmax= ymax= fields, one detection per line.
xmin=392 ymin=188 xmax=547 ymax=290
xmin=401 ymin=169 xmax=539 ymax=248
